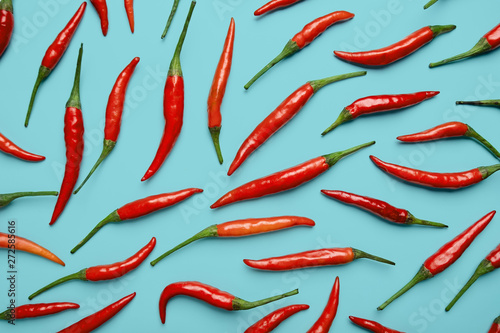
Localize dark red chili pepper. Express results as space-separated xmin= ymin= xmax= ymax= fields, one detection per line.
xmin=57 ymin=292 xmax=135 ymax=333
xmin=0 ymin=232 xmax=65 ymax=266
xmin=0 ymin=0 xmax=13 ymax=57
xmin=74 ymin=57 xmax=140 ymax=194
xmin=306 ymin=276 xmax=339 ymax=333
xmin=334 ymin=25 xmax=455 ymax=67
xmin=124 ymin=0 xmax=134 ymax=33
xmin=29 ymin=238 xmax=155 ymax=300
xmin=231 ymin=71 xmax=366 ymax=175
xmin=24 ymin=2 xmax=86 ymax=127
xmin=423 ymin=0 xmax=438 ymax=9
xmin=378 ymin=211 xmax=495 ymax=310
xmin=430 ymin=23 xmax=500 ymax=68
xmin=161 ymin=0 xmax=179 ymax=39
xmin=349 ymin=316 xmax=404 ymax=333
xmin=456 ymin=99 xmax=500 ymax=108
xmin=245 ymin=304 xmax=309 ymax=333
xmin=90 ymin=0 xmax=108 ymax=36
xmin=71 ymin=188 xmax=202 ymax=253
xmin=142 ymin=1 xmax=196 ymax=181
xmin=213 ymin=141 xmax=374 ymax=209
xmin=322 ymin=91 xmax=439 ymax=136
xmin=0 ymin=191 xmax=58 ymax=208
xmin=49 ymin=44 xmax=85 ymax=226
xmin=159 ymin=281 xmax=298 ymax=324
xmin=254 ymin=0 xmax=303 ymax=16
xmin=489 ymin=316 xmax=500 ymax=333
xmin=150 ymin=216 xmax=315 ymax=266
xmin=245 ymin=11 xmax=354 ymax=89
xmin=0 ymin=132 xmax=45 ymax=162
xmin=321 ymin=190 xmax=447 ymax=228
xmin=0 ymin=302 xmax=79 ymax=320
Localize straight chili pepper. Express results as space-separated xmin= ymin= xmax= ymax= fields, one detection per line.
xmin=213 ymin=141 xmax=374 ymax=209
xmin=322 ymin=91 xmax=439 ymax=136
xmin=0 ymin=132 xmax=45 ymax=162
xmin=57 ymin=292 xmax=135 ymax=333
xmin=150 ymin=216 xmax=315 ymax=266
xmin=49 ymin=44 xmax=85 ymax=226
xmin=142 ymin=1 xmax=196 ymax=181
xmin=90 ymin=0 xmax=108 ymax=36
xmin=245 ymin=304 xmax=309 ymax=333
xmin=24 ymin=2 xmax=86 ymax=127
xmin=29 ymin=238 xmax=155 ymax=300
xmin=321 ymin=190 xmax=447 ymax=228
xmin=161 ymin=0 xmax=179 ymax=39
xmin=0 ymin=0 xmax=13 ymax=57
xmin=0 ymin=232 xmax=65 ymax=265
xmin=456 ymin=99 xmax=500 ymax=108
xmin=230 ymin=71 xmax=366 ymax=175
xmin=0 ymin=302 xmax=79 ymax=320
xmin=378 ymin=211 xmax=495 ymax=310
xmin=245 ymin=11 xmax=354 ymax=89
xmin=0 ymin=191 xmax=58 ymax=208
xmin=159 ymin=281 xmax=298 ymax=324
xmin=124 ymin=0 xmax=134 ymax=33
xmin=334 ymin=25 xmax=455 ymax=67
xmin=71 ymin=188 xmax=202 ymax=253
xmin=254 ymin=0 xmax=303 ymax=16
xmin=306 ymin=276 xmax=339 ymax=333
xmin=489 ymin=316 xmax=500 ymax=333
xmin=74 ymin=57 xmax=140 ymax=194
xmin=430 ymin=23 xmax=500 ymax=68
xmin=349 ymin=316 xmax=404 ymax=333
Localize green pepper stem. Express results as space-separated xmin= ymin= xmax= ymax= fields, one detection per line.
xmin=161 ymin=0 xmax=180 ymax=39
xmin=309 ymin=71 xmax=366 ymax=93
xmin=0 ymin=0 xmax=12 ymax=11
xmin=0 ymin=309 xmax=9 ymax=320
xmin=0 ymin=191 xmax=58 ymax=208
xmin=322 ymin=108 xmax=353 ymax=136
xmin=353 ymin=248 xmax=395 ymax=265
xmin=66 ymin=44 xmax=83 ymax=109
xmin=74 ymin=140 xmax=116 ymax=194
xmin=233 ymin=289 xmax=298 ymax=310
xmin=25 ymin=66 xmax=51 ymax=127
xmin=323 ymin=141 xmax=375 ymax=167
xmin=494 ymin=315 xmax=500 ymax=325
xmin=424 ymin=0 xmax=439 ymax=9
xmin=406 ymin=212 xmax=448 ymax=228
xmin=456 ymin=100 xmax=500 ymax=107
xmin=429 ymin=25 xmax=456 ymax=37
xmin=28 ymin=269 xmax=87 ymax=300
xmin=209 ymin=127 xmax=223 ymax=164
xmin=70 ymin=210 xmax=121 ymax=254
xmin=169 ymin=1 xmax=196 ymax=76
xmin=479 ymin=164 xmax=500 ymax=179
xmin=466 ymin=126 xmax=500 ymax=159
xmin=429 ymin=38 xmax=491 ymax=68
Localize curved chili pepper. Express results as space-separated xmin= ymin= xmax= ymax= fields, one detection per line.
xmin=306 ymin=276 xmax=339 ymax=332
xmin=71 ymin=188 xmax=202 ymax=253
xmin=378 ymin=211 xmax=495 ymax=310
xmin=29 ymin=237 xmax=155 ymax=300
xmin=150 ymin=216 xmax=315 ymax=266
xmin=489 ymin=316 xmax=500 ymax=333
xmin=142 ymin=1 xmax=196 ymax=181
xmin=430 ymin=23 xmax=500 ymax=68
xmin=57 ymin=292 xmax=135 ymax=333
xmin=161 ymin=0 xmax=179 ymax=39
xmin=254 ymin=0 xmax=303 ymax=16
xmin=24 ymin=2 xmax=86 ymax=127
xmin=370 ymin=155 xmax=500 ymax=189
xmin=159 ymin=281 xmax=298 ymax=324
xmin=245 ymin=304 xmax=309 ymax=333
xmin=124 ymin=0 xmax=134 ymax=33
xmin=0 ymin=0 xmax=13 ymax=57
xmin=0 ymin=232 xmax=64 ymax=265
xmin=49 ymin=44 xmax=85 ymax=226
xmin=231 ymin=71 xmax=366 ymax=175
xmin=423 ymin=0 xmax=438 ymax=9
xmin=213 ymin=141 xmax=374 ymax=209
xmin=334 ymin=25 xmax=455 ymax=67
xmin=322 ymin=91 xmax=439 ymax=135
xmin=0 ymin=191 xmax=58 ymax=208
xmin=349 ymin=316 xmax=404 ymax=333
xmin=90 ymin=0 xmax=108 ymax=36
xmin=321 ymin=190 xmax=447 ymax=228
xmin=245 ymin=11 xmax=354 ymax=89
xmin=0 ymin=302 xmax=79 ymax=320
xmin=74 ymin=57 xmax=140 ymax=194
xmin=0 ymin=132 xmax=45 ymax=162
xmin=456 ymin=99 xmax=500 ymax=108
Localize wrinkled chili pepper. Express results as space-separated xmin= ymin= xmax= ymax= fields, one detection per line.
xmin=245 ymin=11 xmax=354 ymax=89
xmin=29 ymin=238 xmax=155 ymax=300
xmin=245 ymin=304 xmax=309 ymax=333
xmin=322 ymin=91 xmax=439 ymax=136
xmin=231 ymin=71 xmax=366 ymax=175
xmin=25 ymin=2 xmax=86 ymax=127
xmin=212 ymin=141 xmax=374 ymax=209
xmin=0 ymin=232 xmax=64 ymax=265
xmin=423 ymin=0 xmax=438 ymax=9
xmin=142 ymin=1 xmax=196 ymax=181
xmin=349 ymin=316 xmax=404 ymax=333
xmin=489 ymin=316 xmax=500 ymax=333
xmin=430 ymin=23 xmax=500 ymax=68
xmin=456 ymin=99 xmax=500 ymax=108
xmin=150 ymin=216 xmax=315 ymax=266
xmin=124 ymin=0 xmax=134 ymax=33
xmin=74 ymin=57 xmax=140 ymax=194
xmin=378 ymin=211 xmax=495 ymax=310
xmin=306 ymin=276 xmax=339 ymax=333
xmin=161 ymin=0 xmax=179 ymax=39
xmin=0 ymin=0 xmax=13 ymax=57
xmin=334 ymin=25 xmax=455 ymax=67
xmin=0 ymin=191 xmax=58 ymax=208
xmin=0 ymin=132 xmax=45 ymax=162
xmin=254 ymin=0 xmax=303 ymax=16
xmin=49 ymin=44 xmax=85 ymax=226
xmin=57 ymin=292 xmax=135 ymax=333
xmin=159 ymin=281 xmax=298 ymax=324
xmin=0 ymin=302 xmax=79 ymax=320
xmin=208 ymin=18 xmax=235 ymax=164
xmin=71 ymin=188 xmax=202 ymax=253
xmin=90 ymin=0 xmax=108 ymax=36
xmin=321 ymin=190 xmax=447 ymax=228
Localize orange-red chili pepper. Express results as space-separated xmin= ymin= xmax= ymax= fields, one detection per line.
xmin=0 ymin=302 xmax=79 ymax=320
xmin=0 ymin=232 xmax=65 ymax=266
xmin=349 ymin=316 xmax=404 ymax=333
xmin=378 ymin=211 xmax=495 ymax=310
xmin=254 ymin=0 xmax=303 ymax=16
xmin=161 ymin=0 xmax=179 ymax=39
xmin=0 ymin=132 xmax=45 ymax=162
xmin=25 ymin=2 xmax=86 ymax=127
xmin=0 ymin=191 xmax=58 ymax=208
xmin=489 ymin=316 xmax=500 ymax=333
xmin=90 ymin=0 xmax=108 ymax=36
xmin=306 ymin=276 xmax=340 ymax=333
xmin=124 ymin=0 xmax=134 ymax=33
xmin=0 ymin=0 xmax=13 ymax=57
xmin=456 ymin=99 xmax=500 ymax=108
xmin=245 ymin=304 xmax=309 ymax=333
xmin=245 ymin=11 xmax=354 ymax=89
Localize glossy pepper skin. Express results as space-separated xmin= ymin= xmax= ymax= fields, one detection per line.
xmin=254 ymin=0 xmax=303 ymax=16
xmin=0 ymin=191 xmax=57 ymax=208
xmin=0 ymin=302 xmax=79 ymax=320
xmin=349 ymin=316 xmax=404 ymax=333
xmin=25 ymin=2 xmax=86 ymax=127
xmin=0 ymin=0 xmax=13 ymax=57
xmin=161 ymin=0 xmax=179 ymax=39
xmin=29 ymin=238 xmax=155 ymax=300
xmin=245 ymin=11 xmax=355 ymax=89
xmin=0 ymin=132 xmax=45 ymax=162
xmin=0 ymin=232 xmax=65 ymax=266
xmin=90 ymin=0 xmax=108 ymax=36
xmin=489 ymin=316 xmax=500 ymax=333
xmin=378 ymin=211 xmax=495 ymax=310
xmin=124 ymin=0 xmax=134 ymax=32
xmin=245 ymin=304 xmax=309 ymax=333
xmin=306 ymin=276 xmax=340 ymax=333
xmin=159 ymin=281 xmax=298 ymax=324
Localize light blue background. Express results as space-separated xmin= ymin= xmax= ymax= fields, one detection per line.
xmin=1 ymin=0 xmax=500 ymax=332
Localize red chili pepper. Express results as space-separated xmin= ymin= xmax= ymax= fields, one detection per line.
xmin=159 ymin=281 xmax=298 ymax=324
xmin=456 ymin=99 xmax=500 ymax=108
xmin=0 ymin=232 xmax=65 ymax=266
xmin=230 ymin=71 xmax=366 ymax=175
xmin=430 ymin=23 xmax=500 ymax=68
xmin=0 ymin=132 xmax=45 ymax=162
xmin=306 ymin=276 xmax=339 ymax=333
xmin=0 ymin=191 xmax=58 ymax=208
xmin=245 ymin=11 xmax=355 ymax=89
xmin=378 ymin=211 xmax=495 ymax=310
xmin=213 ymin=141 xmax=374 ymax=209
xmin=57 ymin=292 xmax=135 ymax=333
xmin=349 ymin=316 xmax=404 ymax=333
xmin=150 ymin=216 xmax=315 ymax=266
xmin=321 ymin=190 xmax=447 ymax=228
xmin=71 ymin=188 xmax=202 ymax=253
xmin=254 ymin=0 xmax=303 ymax=16
xmin=29 ymin=238 xmax=155 ymax=300
xmin=49 ymin=44 xmax=85 ymax=226
xmin=24 ymin=2 xmax=86 ymax=127
xmin=370 ymin=155 xmax=500 ymax=189
xmin=0 ymin=302 xmax=79 ymax=320
xmin=90 ymin=0 xmax=108 ymax=36
xmin=74 ymin=57 xmax=140 ymax=194
xmin=334 ymin=25 xmax=455 ymax=67
xmin=245 ymin=304 xmax=309 ymax=333
xmin=142 ymin=1 xmax=196 ymax=181
xmin=161 ymin=0 xmax=179 ymax=39
xmin=124 ymin=0 xmax=134 ymax=33
xmin=0 ymin=0 xmax=13 ymax=57
xmin=489 ymin=316 xmax=500 ymax=333
xmin=322 ymin=91 xmax=439 ymax=136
